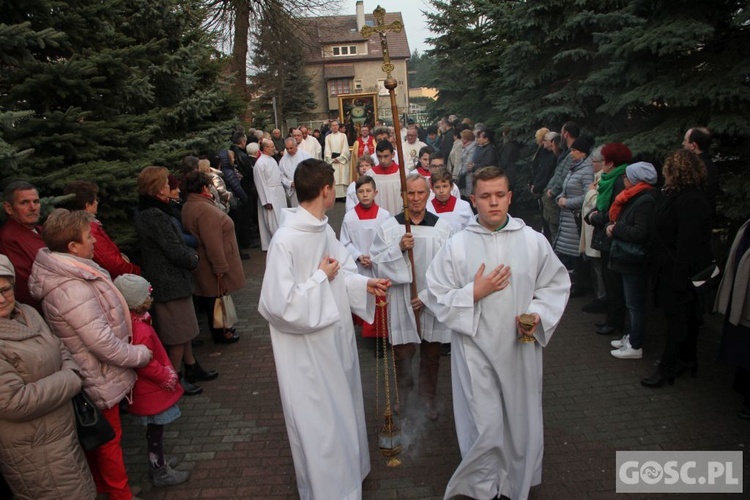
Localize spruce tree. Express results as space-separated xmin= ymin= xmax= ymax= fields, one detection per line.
xmin=0 ymin=0 xmax=242 ymax=247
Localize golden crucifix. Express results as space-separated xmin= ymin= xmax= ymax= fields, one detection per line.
xmin=360 ymin=6 xmax=421 ymax=342
xmin=360 ymin=6 xmax=403 ymax=81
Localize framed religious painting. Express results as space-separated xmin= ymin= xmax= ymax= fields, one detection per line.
xmin=338 ymin=93 xmax=378 ymax=146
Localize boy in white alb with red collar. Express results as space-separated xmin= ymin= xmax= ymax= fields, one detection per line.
xmin=426 ymin=169 xmax=474 ymax=234
xmin=340 ymin=176 xmax=391 ymax=341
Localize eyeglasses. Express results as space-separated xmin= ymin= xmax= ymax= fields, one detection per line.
xmin=0 ymin=284 xmax=14 ymax=298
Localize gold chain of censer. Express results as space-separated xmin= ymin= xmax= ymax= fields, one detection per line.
xmin=374 ymin=295 xmax=402 ymax=467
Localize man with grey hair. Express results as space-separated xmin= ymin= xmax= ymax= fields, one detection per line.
xmin=253 ymin=139 xmax=287 ymax=250
xmin=279 ymin=136 xmax=311 ymax=207
xmin=298 ymin=125 xmax=322 ymax=160
xmin=370 ymin=174 xmax=452 ymax=421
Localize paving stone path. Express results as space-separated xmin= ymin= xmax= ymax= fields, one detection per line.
xmin=121 ymin=203 xmax=748 ymax=499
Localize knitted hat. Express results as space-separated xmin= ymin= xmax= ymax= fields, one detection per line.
xmin=626 ymin=161 xmax=658 ymax=185
xmin=114 ymin=274 xmax=152 ymax=309
xmin=569 ymin=136 xmax=595 ymax=156
xmin=0 ymin=254 xmax=15 ymax=279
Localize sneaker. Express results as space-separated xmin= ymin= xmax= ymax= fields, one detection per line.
xmin=149 ymin=457 xmax=178 ymax=477
xmin=611 ymin=346 xmax=643 ymax=359
xmin=611 ymin=334 xmax=630 ymax=349
xmin=151 ymin=463 xmax=190 ymax=488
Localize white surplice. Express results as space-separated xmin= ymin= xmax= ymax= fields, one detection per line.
xmin=258 ymin=207 xmax=375 ymax=500
xmin=340 ymin=204 xmax=391 ymax=277
xmin=370 ymin=215 xmax=453 ymax=344
xmin=300 ymin=135 xmax=322 ymax=160
xmin=253 ymin=153 xmax=287 ymax=251
xmin=424 ymin=216 xmax=570 ymax=500
xmin=345 ymin=181 xmax=358 ymax=212
xmin=426 ymin=196 xmax=475 ymax=234
xmin=368 ymin=167 xmax=403 ymax=216
xmin=279 ymin=149 xmax=311 ymax=207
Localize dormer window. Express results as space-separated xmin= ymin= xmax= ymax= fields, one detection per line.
xmin=331 ymin=45 xmax=358 ymax=57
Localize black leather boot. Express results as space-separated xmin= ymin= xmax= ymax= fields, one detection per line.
xmin=184 ymin=360 xmax=218 ymax=383
xmin=179 ymin=372 xmax=203 ymax=395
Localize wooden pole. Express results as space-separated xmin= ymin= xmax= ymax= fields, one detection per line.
xmin=361 ymin=8 xmax=421 ymax=338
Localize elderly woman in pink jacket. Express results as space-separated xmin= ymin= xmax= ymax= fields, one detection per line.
xmin=29 ymin=209 xmax=152 ymax=500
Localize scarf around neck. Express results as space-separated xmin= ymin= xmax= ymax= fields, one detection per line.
xmin=597 ymin=164 xmax=628 ymax=212
xmin=608 ymin=182 xmax=654 ymax=222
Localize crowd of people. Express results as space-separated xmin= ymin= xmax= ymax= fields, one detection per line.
xmin=0 ymin=114 xmax=747 ymax=500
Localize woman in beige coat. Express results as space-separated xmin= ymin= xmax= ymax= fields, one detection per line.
xmin=181 ymin=171 xmax=246 ymax=343
xmin=0 ymin=254 xmax=96 ymax=500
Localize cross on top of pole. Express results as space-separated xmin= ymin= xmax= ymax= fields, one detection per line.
xmin=360 ymin=6 xmax=403 ymax=82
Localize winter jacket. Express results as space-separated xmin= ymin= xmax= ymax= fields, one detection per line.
xmin=181 ymin=193 xmax=246 ymax=297
xmin=471 ymin=143 xmax=500 ymax=172
xmin=554 ymin=156 xmax=594 ymax=257
xmin=219 ymin=149 xmax=249 ymax=204
xmin=0 ymin=218 xmax=45 ymax=310
xmin=90 ymin=219 xmax=140 ymax=279
xmin=608 ymin=189 xmax=658 ymax=275
xmin=652 ymin=187 xmax=713 ymax=294
xmin=587 ymin=175 xmax=626 ymax=253
xmin=715 ymin=219 xmax=750 ymax=327
xmin=531 ymin=147 xmax=557 ymax=196
xmin=128 ymin=312 xmax=183 ymax=416
xmin=0 ymin=304 xmax=96 ymax=500
xmin=28 ymin=249 xmax=151 ymax=410
xmin=134 ymin=196 xmax=199 ymax=303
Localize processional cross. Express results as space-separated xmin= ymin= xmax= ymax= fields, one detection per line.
xmin=360 ymin=6 xmax=413 ymax=469
xmin=360 ymin=6 xmax=418 ymax=324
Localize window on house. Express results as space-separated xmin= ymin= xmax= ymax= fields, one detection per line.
xmin=354 ymin=79 xmax=363 ymax=91
xmin=328 ymin=79 xmax=351 ymax=96
xmin=329 ymin=45 xmax=358 ymax=57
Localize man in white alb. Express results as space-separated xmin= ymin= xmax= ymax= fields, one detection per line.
xmin=278 ymin=136 xmax=311 ymax=207
xmin=425 ymin=166 xmax=570 ymax=500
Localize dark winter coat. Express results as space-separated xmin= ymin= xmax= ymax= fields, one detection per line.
xmin=608 ymin=189 xmax=658 ymax=275
xmin=652 ymin=187 xmax=713 ymax=295
xmin=472 ymin=142 xmax=500 ymax=169
xmin=587 ymin=175 xmax=626 ymax=253
xmin=135 ymin=196 xmax=199 ymax=302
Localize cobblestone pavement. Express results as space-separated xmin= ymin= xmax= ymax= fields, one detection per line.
xmin=121 ymin=203 xmax=748 ymax=499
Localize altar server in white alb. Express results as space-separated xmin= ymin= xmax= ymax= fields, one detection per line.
xmin=278 ymin=136 xmax=311 ymax=207
xmin=253 ymin=139 xmax=288 ymax=250
xmin=426 ymin=169 xmax=474 ymax=234
xmin=370 ymin=174 xmax=452 ymax=421
xmin=425 ymin=167 xmax=570 ymax=500
xmin=324 ymin=120 xmax=351 ymax=198
xmin=258 ymin=159 xmax=390 ymax=500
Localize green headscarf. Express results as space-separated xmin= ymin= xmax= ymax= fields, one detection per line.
xmin=596 ymin=163 xmax=628 ymax=211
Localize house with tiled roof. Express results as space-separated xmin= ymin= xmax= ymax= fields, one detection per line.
xmin=300 ymin=1 xmax=411 ymax=123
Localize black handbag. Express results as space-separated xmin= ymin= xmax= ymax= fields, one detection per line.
xmin=610 ymin=238 xmax=649 ymax=265
xmin=73 ymin=392 xmax=115 ymax=451
xmin=691 ymin=261 xmax=721 ymax=291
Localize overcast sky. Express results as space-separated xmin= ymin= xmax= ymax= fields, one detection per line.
xmin=339 ymin=0 xmax=433 ymax=54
